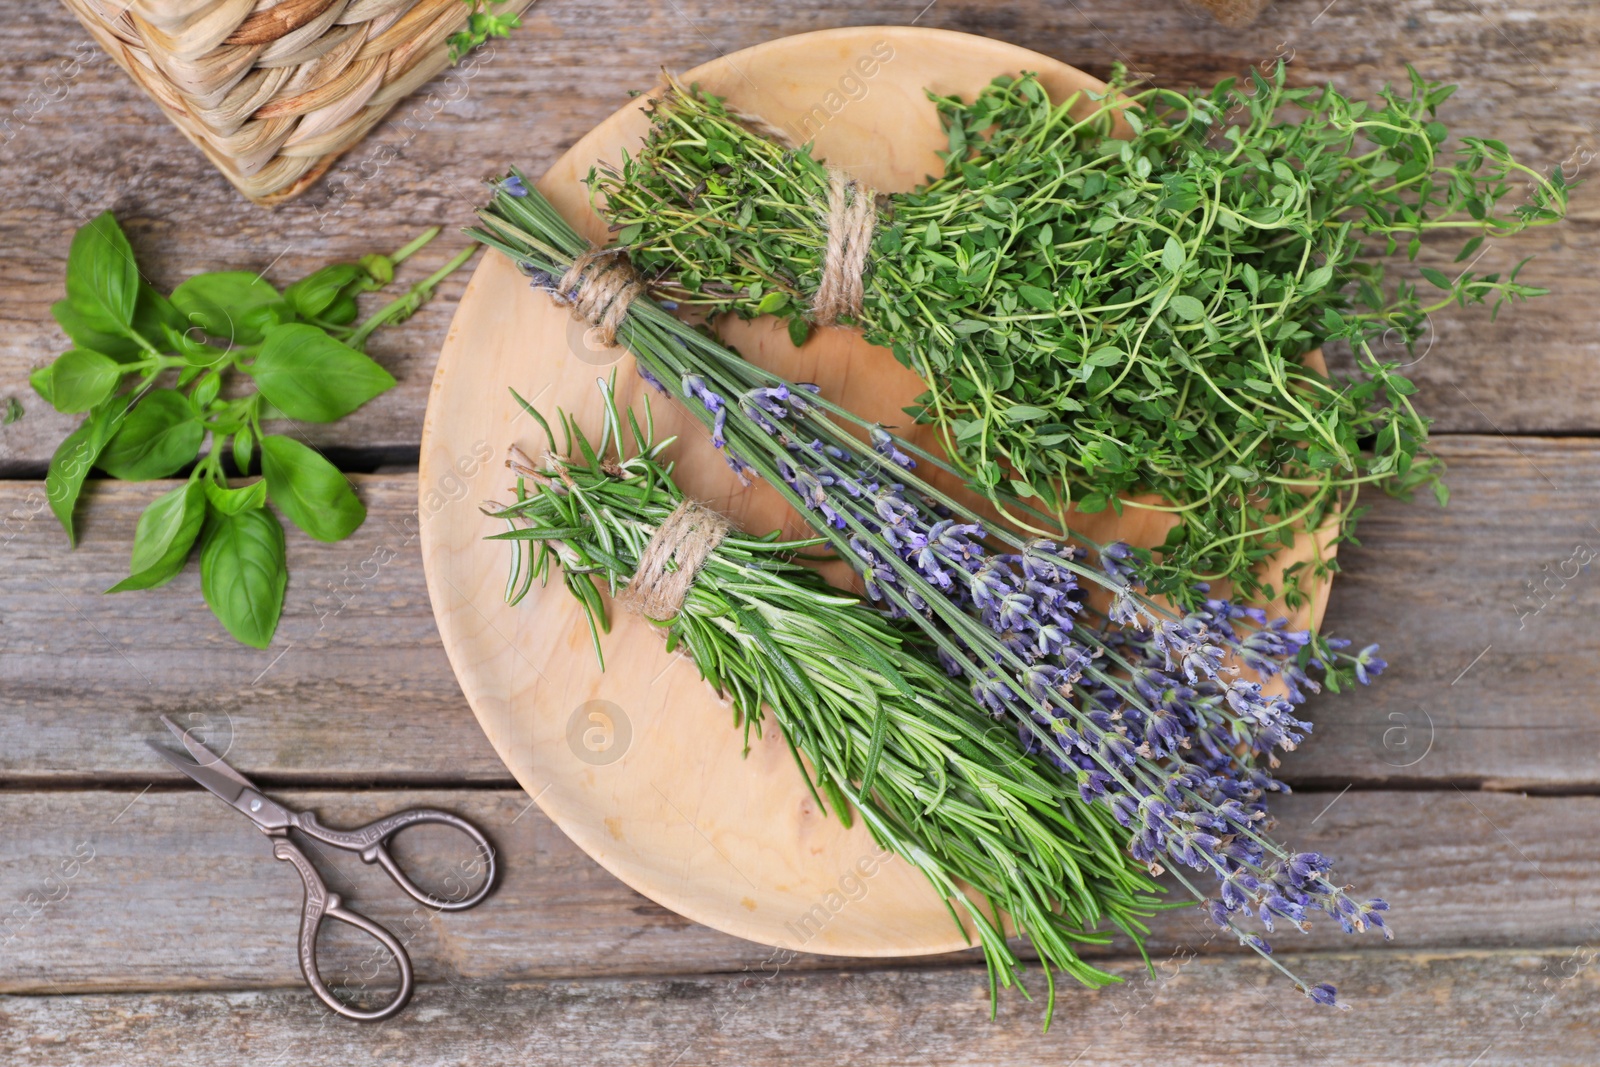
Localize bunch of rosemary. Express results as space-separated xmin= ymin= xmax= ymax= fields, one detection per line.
xmin=470 ymin=176 xmax=1394 ymax=1009
xmin=486 ymin=380 xmax=1165 ymax=1016
xmin=590 ymin=64 xmax=1568 ymax=607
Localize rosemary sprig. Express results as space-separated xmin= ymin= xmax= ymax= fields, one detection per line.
xmin=590 ymin=63 xmax=1568 ymax=608
xmin=486 ymin=380 xmax=1166 ymax=1021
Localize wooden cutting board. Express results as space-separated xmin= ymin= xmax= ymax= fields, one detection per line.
xmin=418 ymin=25 xmax=1336 ymax=958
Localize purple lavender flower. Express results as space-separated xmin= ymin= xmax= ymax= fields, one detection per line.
xmin=1354 ymin=644 xmax=1387 ymax=685
xmin=1307 ymin=983 xmax=1340 ymax=1007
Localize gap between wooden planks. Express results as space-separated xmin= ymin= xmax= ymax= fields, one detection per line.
xmin=0 ymin=787 xmax=1596 ymax=993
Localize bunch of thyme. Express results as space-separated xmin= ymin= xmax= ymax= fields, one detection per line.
xmin=485 ymin=380 xmax=1166 ymax=1018
xmin=590 ymin=64 xmax=1568 ymax=607
xmin=471 ymin=176 xmax=1393 ymax=1008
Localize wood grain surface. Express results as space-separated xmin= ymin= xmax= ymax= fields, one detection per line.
xmin=2 ymin=0 xmax=1596 ymax=476
xmin=0 ymin=789 xmax=1594 ymax=993
xmin=4 ymin=436 xmax=1595 ymax=788
xmin=2 ymin=0 xmax=1596 ymax=1061
xmin=2 ymin=950 xmax=1594 ymax=1066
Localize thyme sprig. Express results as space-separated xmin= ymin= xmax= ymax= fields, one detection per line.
xmin=590 ymin=63 xmax=1568 ymax=607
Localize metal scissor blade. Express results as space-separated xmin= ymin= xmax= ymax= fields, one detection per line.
xmin=147 ymin=740 xmax=250 ymax=808
xmin=160 ymin=714 xmax=257 ymax=793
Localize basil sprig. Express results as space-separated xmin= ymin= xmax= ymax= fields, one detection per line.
xmin=32 ymin=213 xmax=474 ymax=647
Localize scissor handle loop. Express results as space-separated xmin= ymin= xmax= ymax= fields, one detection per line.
xmin=295 ymin=808 xmax=497 ymax=912
xmin=271 ymin=839 xmax=414 ymax=1022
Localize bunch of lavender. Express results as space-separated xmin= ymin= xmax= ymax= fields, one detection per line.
xmin=471 ymin=177 xmax=1392 ymax=1007
xmin=485 ymin=379 xmax=1165 ymax=1018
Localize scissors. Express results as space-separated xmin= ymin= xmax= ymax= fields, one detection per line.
xmin=148 ymin=714 xmax=498 ymax=1021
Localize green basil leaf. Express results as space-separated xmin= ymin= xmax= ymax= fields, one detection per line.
xmin=171 ymin=271 xmax=285 ymax=345
xmin=284 ymin=263 xmax=364 ymax=319
xmin=29 ymin=363 xmax=57 ymax=407
xmin=358 ymin=253 xmax=393 ymax=286
xmin=132 ymin=284 xmax=187 ymax=347
xmin=52 ymin=299 xmax=141 ymax=362
xmin=232 ymin=429 xmax=254 ymax=475
xmin=260 ymin=434 xmax=365 ymax=542
xmin=204 ymin=478 xmax=268 ymax=515
xmin=97 ymin=389 xmax=204 ymax=480
xmin=246 ymin=323 xmax=395 ymax=422
xmin=192 ymin=371 xmax=222 ymax=410
xmin=65 ymin=211 xmax=139 ymax=334
xmin=321 ymin=294 xmax=359 ymax=326
xmin=41 ymin=349 xmax=122 ymax=413
xmin=107 ymin=480 xmax=205 ymax=592
xmin=45 ymin=394 xmax=132 ymax=546
xmin=199 ymin=503 xmax=286 ymax=648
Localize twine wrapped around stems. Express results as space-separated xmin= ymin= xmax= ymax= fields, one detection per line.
xmin=811 ymin=168 xmax=876 ymax=327
xmin=616 ymin=500 xmax=731 ymax=620
xmin=504 ymin=446 xmax=728 ymax=620
xmin=657 ymin=74 xmax=877 ymax=328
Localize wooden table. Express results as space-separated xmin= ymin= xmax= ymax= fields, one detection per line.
xmin=2 ymin=1 xmax=1596 ymax=1063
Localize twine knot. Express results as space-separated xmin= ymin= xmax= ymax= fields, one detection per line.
xmin=618 ymin=501 xmax=731 ymax=620
xmin=812 ymin=168 xmax=877 ymax=328
xmin=555 ymin=249 xmax=644 ymax=346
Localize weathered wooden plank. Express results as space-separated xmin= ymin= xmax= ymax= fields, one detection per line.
xmin=1 ymin=0 xmax=1596 ymax=475
xmin=0 ymin=787 xmax=1594 ymax=993
xmin=3 ymin=435 xmax=1599 ymax=786
xmin=1 ymin=948 xmax=1595 ymax=1065
xmin=1297 ymin=435 xmax=1600 ymax=789
xmin=0 ymin=475 xmax=509 ymax=785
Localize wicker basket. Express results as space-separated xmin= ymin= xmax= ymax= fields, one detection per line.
xmin=60 ymin=0 xmax=536 ymax=204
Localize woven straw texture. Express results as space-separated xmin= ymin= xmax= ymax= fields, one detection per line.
xmin=59 ymin=0 xmax=536 ymax=204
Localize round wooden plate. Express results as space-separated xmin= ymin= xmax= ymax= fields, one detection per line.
xmin=419 ymin=25 xmax=1337 ymax=958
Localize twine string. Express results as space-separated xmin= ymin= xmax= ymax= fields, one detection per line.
xmin=617 ymin=500 xmax=731 ymax=620
xmin=812 ymin=168 xmax=877 ymax=327
xmin=555 ymin=248 xmax=644 ymax=346
xmin=657 ymin=73 xmax=876 ymax=329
